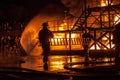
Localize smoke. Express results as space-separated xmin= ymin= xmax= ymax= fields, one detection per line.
xmin=20 ymin=2 xmax=65 ymax=56
xmin=20 ymin=0 xmax=84 ymax=56
xmin=21 ymin=14 xmax=64 ymax=55
xmin=61 ymin=0 xmax=84 ymax=17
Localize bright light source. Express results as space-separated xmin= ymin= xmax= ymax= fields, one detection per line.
xmin=114 ymin=15 xmax=120 ymax=24
xmin=101 ymin=0 xmax=113 ymax=6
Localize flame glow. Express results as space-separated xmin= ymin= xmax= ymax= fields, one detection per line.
xmin=101 ymin=0 xmax=108 ymax=6
xmin=101 ymin=0 xmax=113 ymax=6
xmin=20 ymin=0 xmax=118 ymax=56
xmin=20 ymin=14 xmax=64 ymax=56
xmin=114 ymin=15 xmax=120 ymax=24
xmin=90 ymin=45 xmax=100 ymax=50
xmin=67 ymin=33 xmax=76 ymax=38
xmin=59 ymin=22 xmax=67 ymax=30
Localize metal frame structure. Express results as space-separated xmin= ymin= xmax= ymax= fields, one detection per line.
xmin=71 ymin=0 xmax=120 ymax=50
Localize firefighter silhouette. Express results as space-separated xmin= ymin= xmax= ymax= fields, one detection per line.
xmin=39 ymin=22 xmax=54 ymax=64
xmin=82 ymin=29 xmax=93 ymax=63
xmin=43 ymin=62 xmax=48 ymax=70
xmin=113 ymin=23 xmax=120 ymax=64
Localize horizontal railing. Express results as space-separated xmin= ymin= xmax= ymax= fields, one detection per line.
xmin=50 ymin=38 xmax=82 ymax=46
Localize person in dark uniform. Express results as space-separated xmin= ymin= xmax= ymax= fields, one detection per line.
xmin=39 ymin=22 xmax=53 ymax=69
xmin=113 ymin=23 xmax=120 ymax=65
xmin=82 ymin=29 xmax=93 ymax=64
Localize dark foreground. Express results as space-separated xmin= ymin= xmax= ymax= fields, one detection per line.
xmin=0 ymin=53 xmax=120 ymax=80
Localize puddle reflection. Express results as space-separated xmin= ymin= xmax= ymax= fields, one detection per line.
xmin=0 ymin=53 xmax=115 ymax=72
xmin=21 ymin=55 xmax=115 ymax=72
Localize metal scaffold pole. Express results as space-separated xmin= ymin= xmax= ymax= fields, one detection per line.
xmin=84 ymin=0 xmax=87 ymax=28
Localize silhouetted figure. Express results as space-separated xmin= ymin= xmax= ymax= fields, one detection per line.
xmin=82 ymin=29 xmax=93 ymax=65
xmin=43 ymin=62 xmax=48 ymax=70
xmin=113 ymin=23 xmax=120 ymax=64
xmin=39 ymin=22 xmax=53 ymax=63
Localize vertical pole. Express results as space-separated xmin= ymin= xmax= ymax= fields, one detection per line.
xmin=100 ymin=7 xmax=103 ymax=49
xmin=83 ymin=0 xmax=89 ymax=66
xmin=69 ymin=30 xmax=72 ymax=63
xmin=94 ymin=30 xmax=97 ymax=50
xmin=108 ymin=0 xmax=112 ymax=48
xmin=84 ymin=0 xmax=87 ymax=28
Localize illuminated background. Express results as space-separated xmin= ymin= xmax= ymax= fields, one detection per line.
xmin=19 ymin=0 xmax=120 ymax=56
xmin=0 ymin=0 xmax=119 ymax=72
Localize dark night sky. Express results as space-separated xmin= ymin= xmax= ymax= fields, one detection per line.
xmin=0 ymin=0 xmax=67 ymax=23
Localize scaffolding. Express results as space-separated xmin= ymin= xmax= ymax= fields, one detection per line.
xmin=70 ymin=0 xmax=120 ymax=50
xmin=48 ymin=0 xmax=120 ymax=51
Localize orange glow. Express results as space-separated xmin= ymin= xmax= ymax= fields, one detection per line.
xmin=20 ymin=12 xmax=68 ymax=56
xmin=90 ymin=45 xmax=100 ymax=50
xmin=67 ymin=33 xmax=76 ymax=38
xmin=114 ymin=15 xmax=120 ymax=24
xmin=20 ymin=3 xmax=117 ymax=55
xmin=54 ymin=33 xmax=64 ymax=38
xmin=102 ymin=35 xmax=113 ymax=40
xmin=49 ymin=56 xmax=66 ymax=70
xmin=59 ymin=22 xmax=67 ymax=30
xmin=90 ymin=34 xmax=114 ymax=50
xmin=104 ymin=44 xmax=115 ymax=50
xmin=101 ymin=0 xmax=113 ymax=6
xmin=101 ymin=0 xmax=108 ymax=6
xmin=50 ymin=61 xmax=64 ymax=70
